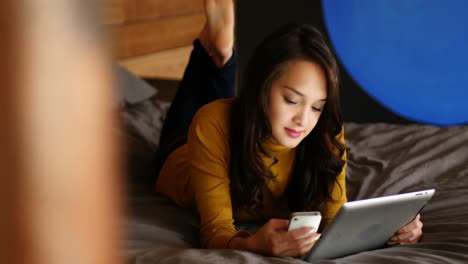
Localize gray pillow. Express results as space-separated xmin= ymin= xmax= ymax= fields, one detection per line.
xmin=113 ymin=63 xmax=157 ymax=107
xmin=120 ymin=98 xmax=171 ymax=187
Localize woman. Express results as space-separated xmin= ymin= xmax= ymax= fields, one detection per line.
xmin=155 ymin=0 xmax=423 ymax=257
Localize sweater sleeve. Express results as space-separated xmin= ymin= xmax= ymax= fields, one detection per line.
xmin=187 ymin=102 xmax=250 ymax=248
xmin=321 ymin=126 xmax=348 ymax=227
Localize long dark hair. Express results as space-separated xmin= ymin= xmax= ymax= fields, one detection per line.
xmin=229 ymin=24 xmax=345 ymax=212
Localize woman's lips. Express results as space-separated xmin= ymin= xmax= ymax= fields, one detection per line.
xmin=285 ymin=128 xmax=302 ymax=138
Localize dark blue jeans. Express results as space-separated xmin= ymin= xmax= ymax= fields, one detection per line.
xmin=154 ymin=39 xmax=236 ymax=178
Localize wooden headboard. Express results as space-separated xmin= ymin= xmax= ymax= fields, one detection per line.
xmin=103 ymin=0 xmax=204 ymax=80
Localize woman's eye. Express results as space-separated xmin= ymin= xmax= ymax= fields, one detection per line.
xmin=284 ymin=97 xmax=297 ymax=104
xmin=312 ymin=106 xmax=322 ymax=112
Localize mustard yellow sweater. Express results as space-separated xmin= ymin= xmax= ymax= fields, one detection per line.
xmin=156 ymin=98 xmax=347 ymax=249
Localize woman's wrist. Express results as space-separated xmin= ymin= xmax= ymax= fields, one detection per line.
xmin=227 ymin=236 xmax=254 ymax=251
xmin=226 ymin=229 xmax=254 ymax=250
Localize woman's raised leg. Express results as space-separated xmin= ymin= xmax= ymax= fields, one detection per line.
xmin=154 ymin=0 xmax=236 ymax=178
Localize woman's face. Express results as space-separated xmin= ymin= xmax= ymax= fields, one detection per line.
xmin=267 ymin=60 xmax=327 ymax=148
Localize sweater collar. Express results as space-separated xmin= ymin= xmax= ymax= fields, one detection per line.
xmin=261 ymin=138 xmax=294 ymax=155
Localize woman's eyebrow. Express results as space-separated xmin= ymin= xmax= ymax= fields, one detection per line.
xmin=281 ymin=85 xmax=327 ymax=101
xmin=282 ymin=85 xmax=305 ymax=96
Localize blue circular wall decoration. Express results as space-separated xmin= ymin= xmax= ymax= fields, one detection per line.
xmin=322 ymin=0 xmax=468 ymax=125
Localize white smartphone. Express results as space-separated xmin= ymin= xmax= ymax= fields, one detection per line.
xmin=288 ymin=211 xmax=322 ymax=231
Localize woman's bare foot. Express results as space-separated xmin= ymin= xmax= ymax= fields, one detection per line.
xmin=199 ymin=0 xmax=235 ymax=67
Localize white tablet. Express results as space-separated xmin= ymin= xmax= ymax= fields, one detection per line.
xmin=305 ymin=189 xmax=435 ymax=261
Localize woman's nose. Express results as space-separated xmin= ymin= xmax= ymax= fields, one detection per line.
xmin=293 ymin=108 xmax=308 ymax=126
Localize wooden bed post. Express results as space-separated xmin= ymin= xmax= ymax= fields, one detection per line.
xmin=1 ymin=1 xmax=123 ymax=264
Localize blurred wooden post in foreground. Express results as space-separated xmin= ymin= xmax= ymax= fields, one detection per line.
xmin=1 ymin=1 xmax=122 ymax=264
xmin=0 ymin=0 xmax=25 ymax=262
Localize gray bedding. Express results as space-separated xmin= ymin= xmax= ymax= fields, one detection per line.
xmin=123 ymin=100 xmax=468 ymax=263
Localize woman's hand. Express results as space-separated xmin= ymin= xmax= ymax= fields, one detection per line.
xmin=388 ymin=214 xmax=423 ymax=245
xmin=232 ymin=218 xmax=321 ymax=257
